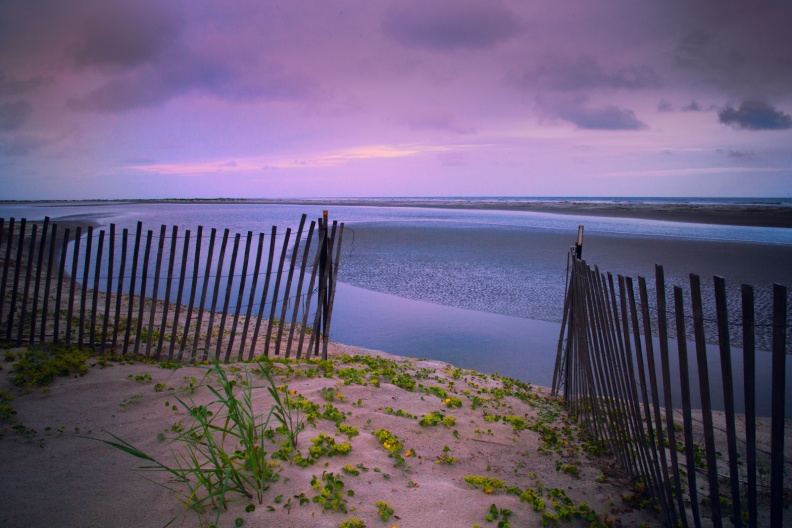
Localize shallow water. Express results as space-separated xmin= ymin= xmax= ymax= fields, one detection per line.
xmin=1 ymin=200 xmax=790 ymax=415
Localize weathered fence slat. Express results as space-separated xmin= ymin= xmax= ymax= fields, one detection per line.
xmin=90 ymin=229 xmax=104 ymax=347
xmin=123 ymin=222 xmax=142 ymax=355
xmin=193 ymin=228 xmax=216 ymax=360
xmin=66 ymin=226 xmax=81 ymax=345
xmin=19 ymin=223 xmax=37 ymax=345
xmin=54 ymin=226 xmax=70 ymax=343
xmin=714 ymin=275 xmax=742 ymax=527
xmin=156 ymin=225 xmax=178 ymax=360
xmin=689 ymin=273 xmax=723 ymax=528
xmin=146 ymin=226 xmax=166 ymax=356
xmin=170 ymin=229 xmax=190 ymax=360
xmin=770 ymin=283 xmax=787 ymax=528
xmin=0 ymin=219 xmax=10 ymax=330
xmin=674 ymin=286 xmax=703 ymax=528
xmin=31 ymin=218 xmax=49 ymax=343
xmin=7 ymin=218 xmax=24 ymax=341
xmin=742 ymin=284 xmax=758 ymax=528
xmin=297 ymin=222 xmax=323 ymax=360
xmin=324 ymin=223 xmax=345 ymax=360
xmin=265 ymin=228 xmax=291 ymax=357
xmin=241 ymin=233 xmax=264 ymax=361
xmin=135 ymin=230 xmax=153 ymax=355
xmin=218 ymin=232 xmax=241 ymax=361
xmin=275 ymin=215 xmax=306 ymax=356
xmin=0 ymin=218 xmax=6 ymax=323
xmin=204 ymin=229 xmax=229 ymax=359
xmin=655 ymin=265 xmax=684 ymax=527
xmin=78 ymin=226 xmax=93 ymax=348
xmin=112 ymin=228 xmax=127 ymax=351
xmin=250 ymin=227 xmax=277 ymax=360
xmin=41 ymin=223 xmax=57 ymax=342
xmin=286 ymin=221 xmax=316 ymax=358
xmin=179 ymin=227 xmax=200 ymax=361
xmin=101 ymin=224 xmax=115 ymax=352
xmin=227 ymin=231 xmax=252 ymax=362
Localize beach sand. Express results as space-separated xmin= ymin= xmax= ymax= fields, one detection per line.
xmin=0 ymin=345 xmax=669 ymax=528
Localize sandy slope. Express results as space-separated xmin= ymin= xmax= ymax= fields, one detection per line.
xmin=0 ymin=344 xmax=664 ymax=528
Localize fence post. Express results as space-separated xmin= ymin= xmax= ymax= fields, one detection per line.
xmin=770 ymin=283 xmax=787 ymax=528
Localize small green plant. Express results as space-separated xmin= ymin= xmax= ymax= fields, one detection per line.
xmin=128 ymin=373 xmax=152 ymax=382
xmin=321 ymin=387 xmax=345 ymax=402
xmin=91 ymin=354 xmax=281 ymax=527
xmin=375 ymin=500 xmax=394 ymax=521
xmin=311 ymin=471 xmax=353 ymax=513
xmin=12 ymin=343 xmax=90 ymax=390
xmin=337 ymin=423 xmax=359 ymax=438
xmin=340 ymin=518 xmax=366 ymax=528
xmin=555 ymin=461 xmax=581 ymax=479
xmin=436 ymin=445 xmax=457 ymax=464
xmin=260 ymin=360 xmax=305 ymax=451
xmin=464 ymin=475 xmax=505 ymax=494
xmin=485 ymin=503 xmax=512 ymax=527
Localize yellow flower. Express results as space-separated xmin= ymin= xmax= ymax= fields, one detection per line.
xmin=444 ymin=398 xmax=450 ymax=403
xmin=290 ymin=390 xmax=297 ymax=395
xmin=405 ymin=451 xmax=411 ymax=457
xmin=485 ymin=489 xmax=492 ymax=495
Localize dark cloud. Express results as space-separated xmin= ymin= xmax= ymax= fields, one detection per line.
xmin=657 ymin=100 xmax=674 ymax=113
xmin=682 ymin=101 xmax=701 ymax=112
xmin=69 ymin=53 xmax=319 ymax=113
xmin=541 ymin=97 xmax=647 ymax=131
xmin=0 ymin=71 xmax=53 ymax=96
xmin=0 ymin=100 xmax=33 ymax=131
xmin=73 ymin=5 xmax=184 ymax=71
xmin=718 ymin=100 xmax=792 ymax=130
xmin=513 ymin=56 xmax=661 ymax=92
xmin=400 ymin=110 xmax=476 ymax=135
xmin=0 ymin=134 xmax=46 ymax=156
xmin=671 ymin=4 xmax=792 ymax=95
xmin=382 ymin=2 xmax=521 ymax=51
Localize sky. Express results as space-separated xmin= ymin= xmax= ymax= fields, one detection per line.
xmin=1 ymin=0 xmax=791 ymax=200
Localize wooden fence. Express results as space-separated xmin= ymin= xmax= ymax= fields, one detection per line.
xmin=0 ymin=213 xmax=344 ymax=362
xmin=553 ymin=249 xmax=789 ymax=527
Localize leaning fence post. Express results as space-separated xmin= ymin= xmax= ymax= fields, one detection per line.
xmin=690 ymin=273 xmax=722 ymax=527
xmin=770 ymin=283 xmax=787 ymax=528
xmin=31 ymin=217 xmax=49 ymax=344
xmin=742 ymin=284 xmax=758 ymax=528
xmin=19 ymin=223 xmax=37 ymax=345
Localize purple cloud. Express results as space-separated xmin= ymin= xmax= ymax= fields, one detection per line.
xmin=542 ymin=97 xmax=648 ymax=131
xmin=73 ymin=5 xmax=184 ymax=71
xmin=0 ymin=100 xmax=33 ymax=131
xmin=718 ymin=101 xmax=792 ymax=130
xmin=70 ymin=48 xmax=319 ymax=113
xmin=382 ymin=2 xmax=521 ymax=51
xmin=513 ymin=56 xmax=661 ymax=92
xmin=0 ymin=71 xmax=53 ymax=96
xmin=0 ymin=134 xmax=47 ymax=156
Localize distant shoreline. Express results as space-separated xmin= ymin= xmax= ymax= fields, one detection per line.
xmin=2 ymin=197 xmax=792 ymax=228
